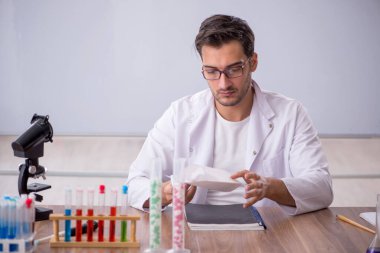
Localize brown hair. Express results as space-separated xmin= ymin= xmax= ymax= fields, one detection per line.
xmin=195 ymin=14 xmax=255 ymax=58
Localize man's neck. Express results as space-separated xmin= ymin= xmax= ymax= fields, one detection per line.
xmin=216 ymin=87 xmax=254 ymax=122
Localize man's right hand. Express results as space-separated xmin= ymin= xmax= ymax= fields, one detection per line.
xmin=162 ymin=180 xmax=197 ymax=206
xmin=162 ymin=180 xmax=174 ymax=206
xmin=143 ymin=180 xmax=197 ymax=208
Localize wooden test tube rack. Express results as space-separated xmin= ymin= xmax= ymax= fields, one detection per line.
xmin=49 ymin=213 xmax=140 ymax=248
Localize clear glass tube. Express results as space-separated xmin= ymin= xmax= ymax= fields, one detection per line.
xmin=0 ymin=196 xmax=8 ymax=239
xmin=109 ymin=188 xmax=118 ymax=242
xmin=75 ymin=188 xmax=83 ymax=242
xmin=367 ymin=194 xmax=380 ymax=253
xmin=172 ymin=183 xmax=186 ymax=249
xmin=7 ymin=197 xmax=16 ymax=239
xmin=168 ymin=158 xmax=190 ymax=253
xmin=172 ymin=158 xmax=186 ymax=249
xmin=15 ymin=197 xmax=23 ymax=239
xmin=148 ymin=157 xmax=162 ymax=250
xmin=64 ymin=188 xmax=72 ymax=242
xmin=87 ymin=188 xmax=94 ymax=242
xmin=24 ymin=198 xmax=34 ymax=240
xmin=121 ymin=185 xmax=128 ymax=242
xmin=98 ymin=185 xmax=106 ymax=242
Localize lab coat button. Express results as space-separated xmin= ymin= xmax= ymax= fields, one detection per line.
xmin=189 ymin=148 xmax=193 ymax=153
xmin=269 ymin=123 xmax=273 ymax=128
xmin=253 ymin=150 xmax=257 ymax=156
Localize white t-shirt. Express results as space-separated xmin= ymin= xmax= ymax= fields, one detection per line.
xmin=206 ymin=111 xmax=249 ymax=205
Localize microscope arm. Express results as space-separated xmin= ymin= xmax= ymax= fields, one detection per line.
xmin=18 ymin=162 xmax=30 ymax=195
xmin=18 ymin=158 xmax=51 ymax=201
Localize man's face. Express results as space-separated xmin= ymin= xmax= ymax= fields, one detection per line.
xmin=201 ymin=40 xmax=257 ymax=107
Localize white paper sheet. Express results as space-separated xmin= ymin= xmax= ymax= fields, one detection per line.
xmin=183 ymin=165 xmax=243 ymax=192
xmin=360 ymin=212 xmax=376 ymax=226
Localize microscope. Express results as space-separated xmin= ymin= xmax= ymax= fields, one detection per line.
xmin=12 ymin=114 xmax=54 ymax=221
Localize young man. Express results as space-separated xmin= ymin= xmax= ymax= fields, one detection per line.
xmin=127 ymin=14 xmax=333 ymax=215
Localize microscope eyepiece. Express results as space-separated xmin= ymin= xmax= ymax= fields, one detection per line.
xmin=12 ymin=114 xmax=53 ymax=159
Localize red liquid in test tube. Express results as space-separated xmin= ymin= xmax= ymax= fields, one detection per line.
xmin=75 ymin=188 xmax=83 ymax=242
xmin=109 ymin=188 xmax=118 ymax=242
xmin=98 ymin=185 xmax=106 ymax=242
xmin=98 ymin=220 xmax=104 ymax=241
xmin=87 ymin=188 xmax=95 ymax=242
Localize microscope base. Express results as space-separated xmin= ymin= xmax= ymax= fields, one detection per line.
xmin=36 ymin=206 xmax=53 ymax=221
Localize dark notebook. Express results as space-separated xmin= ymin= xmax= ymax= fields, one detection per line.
xmin=185 ymin=203 xmax=266 ymax=230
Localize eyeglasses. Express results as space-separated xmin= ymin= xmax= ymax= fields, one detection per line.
xmin=201 ymin=58 xmax=250 ymax=80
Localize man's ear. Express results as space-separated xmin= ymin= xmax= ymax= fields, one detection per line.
xmin=250 ymin=53 xmax=258 ymax=72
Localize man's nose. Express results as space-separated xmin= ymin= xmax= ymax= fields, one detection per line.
xmin=218 ymin=72 xmax=232 ymax=89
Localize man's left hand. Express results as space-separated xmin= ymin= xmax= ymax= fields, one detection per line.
xmin=230 ymin=170 xmax=269 ymax=208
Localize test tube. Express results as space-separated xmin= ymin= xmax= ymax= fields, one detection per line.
xmin=145 ymin=157 xmax=163 ymax=252
xmin=24 ymin=197 xmax=35 ymax=252
xmin=98 ymin=185 xmax=106 ymax=242
xmin=64 ymin=188 xmax=72 ymax=242
xmin=15 ymin=196 xmax=23 ymax=239
xmin=7 ymin=197 xmax=16 ymax=239
xmin=87 ymin=188 xmax=95 ymax=242
xmin=75 ymin=188 xmax=83 ymax=242
xmin=168 ymin=158 xmax=190 ymax=253
xmin=20 ymin=195 xmax=28 ymax=239
xmin=120 ymin=185 xmax=128 ymax=242
xmin=0 ymin=196 xmax=7 ymax=239
xmin=24 ymin=198 xmax=34 ymax=239
xmin=109 ymin=188 xmax=118 ymax=242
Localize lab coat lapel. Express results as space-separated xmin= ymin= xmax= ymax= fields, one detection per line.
xmin=189 ymin=94 xmax=215 ymax=167
xmin=246 ymin=81 xmax=275 ymax=169
xmin=188 ymin=93 xmax=215 ymax=204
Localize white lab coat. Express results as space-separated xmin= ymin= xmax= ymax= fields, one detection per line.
xmin=127 ymin=81 xmax=333 ymax=215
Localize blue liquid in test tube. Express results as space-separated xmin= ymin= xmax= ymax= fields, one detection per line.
xmin=64 ymin=188 xmax=72 ymax=242
xmin=7 ymin=197 xmax=16 ymax=239
xmin=0 ymin=196 xmax=8 ymax=239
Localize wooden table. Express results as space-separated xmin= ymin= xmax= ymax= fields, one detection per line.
xmin=34 ymin=205 xmax=375 ymax=253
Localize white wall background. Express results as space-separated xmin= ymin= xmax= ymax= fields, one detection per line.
xmin=0 ymin=0 xmax=379 ymax=136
